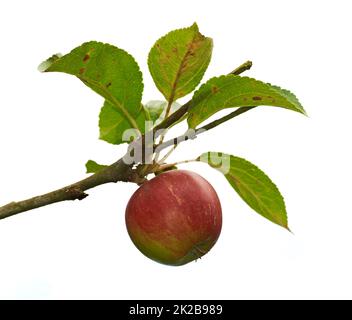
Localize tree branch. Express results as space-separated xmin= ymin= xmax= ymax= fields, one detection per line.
xmin=0 ymin=159 xmax=140 ymax=220
xmin=0 ymin=61 xmax=254 ymax=221
xmin=155 ymin=106 xmax=256 ymax=152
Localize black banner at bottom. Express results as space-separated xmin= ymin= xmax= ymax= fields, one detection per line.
xmin=0 ymin=299 xmax=342 ymax=318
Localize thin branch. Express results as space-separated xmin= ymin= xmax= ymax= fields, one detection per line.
xmin=153 ymin=101 xmax=191 ymax=138
xmin=230 ymin=60 xmax=253 ymax=76
xmin=201 ymin=106 xmax=255 ymax=131
xmin=155 ymin=106 xmax=256 ymax=152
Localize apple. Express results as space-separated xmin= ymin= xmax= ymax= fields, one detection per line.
xmin=125 ymin=170 xmax=222 ymax=266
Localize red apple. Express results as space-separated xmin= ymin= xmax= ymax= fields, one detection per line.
xmin=125 ymin=170 xmax=222 ymax=266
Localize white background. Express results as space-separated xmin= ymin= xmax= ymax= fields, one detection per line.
xmin=0 ymin=0 xmax=351 ymax=299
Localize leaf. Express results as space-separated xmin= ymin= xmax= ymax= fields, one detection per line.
xmin=85 ymin=160 xmax=108 ymax=174
xmin=188 ymin=75 xmax=306 ymax=128
xmin=148 ymin=23 xmax=213 ymax=103
xmin=38 ymin=53 xmax=62 ymax=72
xmin=99 ymin=99 xmax=182 ymax=145
xmin=40 ymin=41 xmax=143 ymax=129
xmin=144 ymin=100 xmax=167 ymax=123
xmin=198 ymin=152 xmax=288 ymax=229
xmin=144 ymin=100 xmax=182 ymax=125
xmin=99 ymin=101 xmax=148 ymax=145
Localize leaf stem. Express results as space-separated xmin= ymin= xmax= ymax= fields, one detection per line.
xmin=200 ymin=106 xmax=255 ymax=131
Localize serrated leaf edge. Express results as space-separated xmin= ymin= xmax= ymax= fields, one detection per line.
xmin=198 ymin=152 xmax=289 ymax=229
xmin=44 ymin=41 xmax=144 ymax=130
xmin=188 ymin=75 xmax=306 ymax=127
xmin=148 ymin=23 xmax=212 ymax=102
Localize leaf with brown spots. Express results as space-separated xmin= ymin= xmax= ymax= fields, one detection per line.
xmin=39 ymin=41 xmax=143 ymax=130
xmin=198 ymin=152 xmax=289 ymax=229
xmin=148 ymin=23 xmax=213 ymax=104
xmin=188 ymin=75 xmax=306 ymax=128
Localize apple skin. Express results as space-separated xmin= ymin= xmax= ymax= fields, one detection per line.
xmin=125 ymin=170 xmax=222 ymax=266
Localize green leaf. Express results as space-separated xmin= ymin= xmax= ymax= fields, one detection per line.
xmin=144 ymin=100 xmax=167 ymax=123
xmin=99 ymin=99 xmax=182 ymax=145
xmin=198 ymin=152 xmax=288 ymax=229
xmin=148 ymin=23 xmax=213 ymax=103
xmin=85 ymin=160 xmax=108 ymax=174
xmin=144 ymin=100 xmax=182 ymax=125
xmin=40 ymin=41 xmax=143 ymax=129
xmin=188 ymin=75 xmax=306 ymax=128
xmin=99 ymin=101 xmax=148 ymax=145
xmin=38 ymin=53 xmax=62 ymax=72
